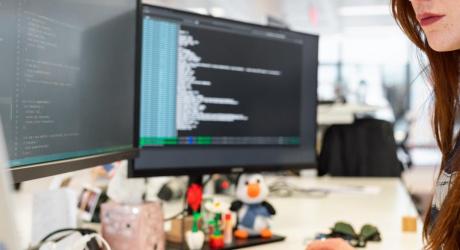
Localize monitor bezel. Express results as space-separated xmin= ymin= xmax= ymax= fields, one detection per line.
xmin=9 ymin=0 xmax=142 ymax=183
xmin=12 ymin=149 xmax=138 ymax=183
xmin=130 ymin=4 xmax=319 ymax=178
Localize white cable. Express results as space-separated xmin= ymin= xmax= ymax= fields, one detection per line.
xmin=70 ymin=234 xmax=92 ymax=250
xmin=92 ymin=234 xmax=112 ymax=250
xmin=69 ymin=233 xmax=111 ymax=250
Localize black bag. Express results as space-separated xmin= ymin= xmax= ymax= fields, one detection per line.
xmin=318 ymin=118 xmax=402 ymax=177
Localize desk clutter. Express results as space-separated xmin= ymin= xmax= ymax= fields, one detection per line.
xmin=31 ymin=199 xmax=166 ymax=250
xmin=166 ymin=174 xmax=284 ymax=250
xmin=26 ymin=165 xmax=283 ymax=250
xmin=18 ymin=172 xmax=424 ymax=249
xmin=22 ymin=162 xmax=420 ymax=250
xmin=176 ymin=174 xmax=280 ymax=250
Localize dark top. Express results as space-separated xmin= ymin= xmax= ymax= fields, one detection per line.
xmin=430 ymin=141 xmax=460 ymax=228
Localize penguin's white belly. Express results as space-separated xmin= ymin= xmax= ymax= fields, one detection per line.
xmin=253 ymin=216 xmax=271 ymax=231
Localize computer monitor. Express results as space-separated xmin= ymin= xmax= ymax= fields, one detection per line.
xmin=131 ymin=5 xmax=319 ymax=177
xmin=0 ymin=0 xmax=140 ymax=182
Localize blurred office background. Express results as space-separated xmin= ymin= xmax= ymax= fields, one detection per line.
xmin=146 ymin=0 xmax=438 ymax=211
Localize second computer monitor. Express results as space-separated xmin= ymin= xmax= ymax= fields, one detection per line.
xmin=0 ymin=0 xmax=139 ymax=182
xmin=132 ymin=5 xmax=319 ymax=176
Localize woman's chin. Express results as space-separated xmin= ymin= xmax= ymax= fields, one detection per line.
xmin=427 ymin=37 xmax=460 ymax=52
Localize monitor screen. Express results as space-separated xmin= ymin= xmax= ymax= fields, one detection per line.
xmin=0 ymin=0 xmax=139 ymax=181
xmin=132 ymin=5 xmax=318 ymax=176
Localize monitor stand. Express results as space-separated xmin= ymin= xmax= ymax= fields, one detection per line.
xmin=168 ymin=174 xmax=286 ymax=250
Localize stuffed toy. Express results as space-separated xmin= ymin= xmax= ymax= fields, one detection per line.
xmin=230 ymin=174 xmax=276 ymax=239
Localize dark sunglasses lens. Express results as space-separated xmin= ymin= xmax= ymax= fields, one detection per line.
xmin=333 ymin=222 xmax=356 ymax=236
xmin=360 ymin=225 xmax=381 ymax=241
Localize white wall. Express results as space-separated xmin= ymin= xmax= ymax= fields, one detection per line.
xmin=143 ymin=0 xmax=282 ymax=25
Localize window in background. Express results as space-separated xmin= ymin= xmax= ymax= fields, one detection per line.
xmin=317 ymin=35 xmax=340 ymax=101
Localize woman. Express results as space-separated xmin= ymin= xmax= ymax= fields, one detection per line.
xmin=308 ymin=0 xmax=460 ymax=249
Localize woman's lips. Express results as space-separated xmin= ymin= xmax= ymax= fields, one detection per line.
xmin=418 ymin=13 xmax=445 ymax=27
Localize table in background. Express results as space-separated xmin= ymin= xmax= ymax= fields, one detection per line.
xmin=317 ymin=103 xmax=381 ymax=125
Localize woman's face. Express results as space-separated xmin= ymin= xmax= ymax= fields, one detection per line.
xmin=410 ymin=0 xmax=460 ymax=52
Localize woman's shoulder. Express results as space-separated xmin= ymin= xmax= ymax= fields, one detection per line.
xmin=431 ymin=170 xmax=458 ymax=227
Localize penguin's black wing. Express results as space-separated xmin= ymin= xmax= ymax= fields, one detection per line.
xmin=261 ymin=201 xmax=276 ymax=215
xmin=230 ymin=200 xmax=243 ymax=211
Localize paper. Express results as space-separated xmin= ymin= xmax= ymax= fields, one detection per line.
xmin=319 ymin=185 xmax=382 ymax=195
xmin=0 ymin=120 xmax=20 ymax=250
xmin=31 ymin=188 xmax=77 ymax=245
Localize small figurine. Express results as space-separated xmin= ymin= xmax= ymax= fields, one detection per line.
xmin=204 ymin=198 xmax=230 ymax=249
xmin=185 ymin=184 xmax=205 ymax=250
xmin=185 ymin=212 xmax=205 ymax=250
xmin=230 ymin=174 xmax=276 ymax=239
xmin=223 ymin=213 xmax=233 ymax=244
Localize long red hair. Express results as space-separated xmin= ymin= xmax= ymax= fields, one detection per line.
xmin=391 ymin=0 xmax=460 ymax=249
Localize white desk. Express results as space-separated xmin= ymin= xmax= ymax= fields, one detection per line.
xmin=16 ymin=176 xmax=423 ymax=250
xmin=163 ymin=177 xmax=423 ymax=250
xmin=250 ymin=177 xmax=423 ymax=250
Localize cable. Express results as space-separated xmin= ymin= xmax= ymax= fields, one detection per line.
xmin=40 ymin=228 xmax=97 ymax=244
xmin=90 ymin=234 xmax=111 ymax=250
xmin=69 ymin=233 xmax=111 ymax=250
xmin=202 ymin=175 xmax=212 ymax=188
xmin=36 ymin=228 xmax=110 ymax=250
xmin=269 ymin=180 xmax=329 ymax=198
xmin=164 ymin=208 xmax=187 ymax=221
xmin=181 ymin=184 xmax=189 ymax=250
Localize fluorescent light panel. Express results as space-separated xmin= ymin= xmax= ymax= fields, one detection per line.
xmin=339 ymin=5 xmax=390 ymax=16
xmin=343 ymin=25 xmax=400 ymax=34
xmin=186 ymin=7 xmax=225 ymax=17
xmin=210 ymin=7 xmax=225 ymax=17
xmin=187 ymin=7 xmax=208 ymax=15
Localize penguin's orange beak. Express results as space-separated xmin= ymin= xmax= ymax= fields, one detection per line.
xmin=247 ymin=183 xmax=260 ymax=198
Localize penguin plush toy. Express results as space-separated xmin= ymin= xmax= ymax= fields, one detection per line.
xmin=230 ymin=174 xmax=276 ymax=239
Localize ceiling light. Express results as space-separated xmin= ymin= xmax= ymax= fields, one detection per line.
xmin=343 ymin=25 xmax=400 ymax=34
xmin=339 ymin=5 xmax=391 ymax=16
xmin=187 ymin=7 xmax=208 ymax=15
xmin=210 ymin=7 xmax=225 ymax=17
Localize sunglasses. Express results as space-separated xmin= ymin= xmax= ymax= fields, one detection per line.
xmin=315 ymin=222 xmax=381 ymax=248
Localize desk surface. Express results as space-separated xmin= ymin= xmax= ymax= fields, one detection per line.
xmin=16 ymin=176 xmax=423 ymax=250
xmin=243 ymin=177 xmax=423 ymax=250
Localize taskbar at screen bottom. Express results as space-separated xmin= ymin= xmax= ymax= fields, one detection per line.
xmin=139 ymin=136 xmax=300 ymax=147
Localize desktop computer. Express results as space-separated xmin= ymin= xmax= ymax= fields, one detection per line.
xmin=131 ymin=5 xmax=319 ymax=177
xmin=0 ymin=0 xmax=140 ymax=182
